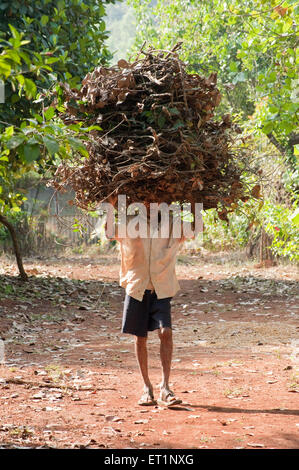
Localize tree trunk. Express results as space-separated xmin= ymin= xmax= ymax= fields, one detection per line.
xmin=259 ymin=226 xmax=275 ymax=267
xmin=0 ymin=214 xmax=28 ymax=281
xmin=267 ymin=131 xmax=299 ymax=158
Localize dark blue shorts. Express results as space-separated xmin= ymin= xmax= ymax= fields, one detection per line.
xmin=122 ymin=290 xmax=172 ymax=337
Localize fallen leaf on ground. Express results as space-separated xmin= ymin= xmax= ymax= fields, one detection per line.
xmin=247 ymin=443 xmax=265 ymax=448
xmin=105 ymin=416 xmax=123 ymax=422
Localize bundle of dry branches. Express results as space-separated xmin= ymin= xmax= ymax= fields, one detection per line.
xmin=51 ymin=44 xmax=250 ymax=217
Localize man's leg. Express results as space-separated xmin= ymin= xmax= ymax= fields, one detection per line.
xmin=158 ymin=327 xmax=182 ymax=405
xmin=135 ymin=335 xmax=156 ymax=405
xmin=158 ymin=327 xmax=173 ymax=390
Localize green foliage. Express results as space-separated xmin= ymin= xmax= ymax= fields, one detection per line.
xmin=0 ymin=1 xmax=117 ymax=127
xmin=0 ymin=28 xmax=103 ymax=217
xmin=237 ymin=1 xmax=298 ymax=155
xmin=0 ymin=0 xmax=120 ymax=219
xmin=263 ymin=200 xmax=299 ymax=261
xmin=129 ymin=0 xmax=298 ymax=156
xmin=127 ymin=0 xmax=299 ymax=261
xmin=0 ymin=0 xmax=116 ymax=82
xmin=202 ymin=194 xmax=299 ymax=261
xmin=202 ymin=206 xmax=252 ymax=251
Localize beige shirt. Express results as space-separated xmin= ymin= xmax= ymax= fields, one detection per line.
xmin=108 ymin=214 xmax=184 ymax=301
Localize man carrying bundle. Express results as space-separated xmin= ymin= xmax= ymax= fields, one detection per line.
xmin=104 ymin=196 xmax=201 ymax=407
xmin=52 ymin=44 xmax=250 ymax=406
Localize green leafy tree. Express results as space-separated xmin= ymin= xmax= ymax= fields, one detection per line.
xmin=0 ymin=32 xmax=98 ymax=278
xmin=0 ymin=0 xmax=117 ymax=127
xmin=0 ymin=1 xmax=119 ymax=277
xmin=0 ymin=0 xmax=116 ymax=81
xmin=129 ymin=0 xmax=298 ymax=161
xmin=129 ymin=0 xmax=298 ymax=261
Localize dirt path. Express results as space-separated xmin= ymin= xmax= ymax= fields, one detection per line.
xmin=0 ymin=252 xmax=298 ymax=449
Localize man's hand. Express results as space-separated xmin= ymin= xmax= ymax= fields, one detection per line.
xmin=107 ymin=194 xmax=118 ymax=208
xmin=191 ymin=200 xmax=195 ymax=232
xmin=104 ymin=196 xmax=117 ymax=239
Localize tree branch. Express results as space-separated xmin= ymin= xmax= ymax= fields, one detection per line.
xmin=288 ymin=133 xmax=299 ymax=149
xmin=266 ymin=132 xmax=287 ymax=156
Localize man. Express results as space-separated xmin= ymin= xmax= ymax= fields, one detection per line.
xmin=105 ymin=196 xmax=198 ymax=407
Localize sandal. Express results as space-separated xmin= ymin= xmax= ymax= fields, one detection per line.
xmin=157 ymin=389 xmax=182 ymax=407
xmin=138 ymin=390 xmax=157 ymax=406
